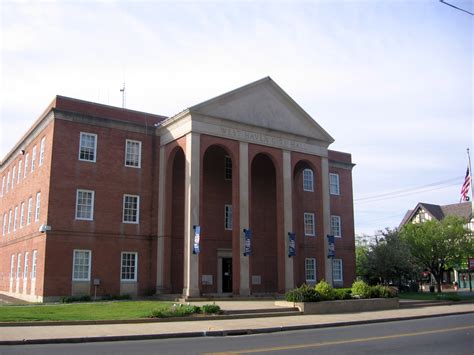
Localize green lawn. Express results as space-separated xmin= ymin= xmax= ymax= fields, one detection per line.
xmin=0 ymin=301 xmax=173 ymax=322
xmin=399 ymin=292 xmax=474 ymax=301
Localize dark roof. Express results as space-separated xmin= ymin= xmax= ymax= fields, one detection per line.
xmin=399 ymin=201 xmax=472 ymax=227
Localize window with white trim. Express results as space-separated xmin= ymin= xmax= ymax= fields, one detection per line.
xmin=31 ymin=250 xmax=37 ymax=279
xmin=79 ymin=132 xmax=97 ymax=162
xmin=10 ymin=255 xmax=15 ymax=279
xmin=304 ymin=212 xmax=315 ymax=236
xmin=331 ymin=215 xmax=341 ymax=237
xmin=305 ymin=258 xmax=316 ymax=282
xmin=31 ymin=145 xmax=37 ymax=172
xmin=121 ymin=252 xmax=138 ymax=281
xmin=11 ymin=166 xmax=16 ymax=190
xmin=1 ymin=176 xmax=4 ymax=196
xmin=224 ymin=204 xmax=233 ymax=230
xmin=24 ymin=153 xmax=29 ymax=177
xmin=13 ymin=206 xmax=18 ymax=232
xmin=20 ymin=202 xmax=25 ymax=228
xmin=76 ymin=190 xmax=94 ymax=220
xmin=333 ymin=259 xmax=343 ymax=282
xmin=39 ymin=137 xmax=46 ymax=166
xmin=224 ymin=155 xmax=232 ymax=180
xmin=27 ymin=197 xmax=33 ymax=225
xmin=329 ymin=173 xmax=340 ymax=195
xmin=123 ymin=194 xmax=139 ymax=223
xmin=24 ymin=252 xmax=29 ymax=280
xmin=8 ymin=209 xmax=12 ymax=234
xmin=72 ymin=250 xmax=91 ymax=281
xmin=303 ymin=169 xmax=314 ymax=192
xmin=35 ymin=192 xmax=41 ymax=222
xmin=16 ymin=253 xmax=22 ymax=279
xmin=17 ymin=160 xmax=22 ymax=183
xmin=125 ymin=140 xmax=141 ymax=168
xmin=6 ymin=171 xmax=10 ymax=192
xmin=2 ymin=213 xmax=6 ymax=236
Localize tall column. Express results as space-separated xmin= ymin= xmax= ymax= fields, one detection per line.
xmin=282 ymin=150 xmax=294 ymax=291
xmin=183 ymin=132 xmax=200 ymax=297
xmin=239 ymin=142 xmax=250 ymax=295
xmin=321 ymin=156 xmax=333 ymax=284
xmin=156 ymin=146 xmax=166 ymax=293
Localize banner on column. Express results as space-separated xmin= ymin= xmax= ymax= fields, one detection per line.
xmin=327 ymin=235 xmax=335 ymax=258
xmin=243 ymin=229 xmax=252 ymax=256
xmin=193 ymin=226 xmax=201 ymax=254
xmin=288 ymin=232 xmax=296 ymax=257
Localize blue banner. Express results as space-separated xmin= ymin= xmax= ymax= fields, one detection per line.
xmin=193 ymin=226 xmax=201 ymax=254
xmin=327 ymin=235 xmax=335 ymax=258
xmin=288 ymin=232 xmax=296 ymax=257
xmin=243 ymin=229 xmax=252 ymax=256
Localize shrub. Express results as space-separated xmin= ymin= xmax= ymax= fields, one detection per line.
xmin=285 ymin=284 xmax=320 ymax=302
xmin=370 ymin=285 xmax=392 ymax=298
xmin=334 ymin=288 xmax=352 ymax=300
xmin=351 ymin=280 xmax=372 ymax=298
xmin=315 ymin=280 xmax=335 ymax=301
xmin=59 ymin=295 xmax=92 ymax=303
xmin=201 ymin=304 xmax=222 ymax=314
xmin=149 ymin=303 xmax=201 ymax=318
xmin=436 ymin=294 xmax=460 ymax=302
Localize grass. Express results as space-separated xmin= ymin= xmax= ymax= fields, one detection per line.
xmin=0 ymin=301 xmax=173 ymax=322
xmin=399 ymin=292 xmax=474 ymax=301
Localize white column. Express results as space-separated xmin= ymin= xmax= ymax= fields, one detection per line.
xmin=239 ymin=142 xmax=250 ymax=295
xmin=156 ymin=146 xmax=166 ymax=293
xmin=183 ymin=132 xmax=200 ymax=297
xmin=283 ymin=150 xmax=294 ymax=291
xmin=321 ymin=157 xmax=333 ymax=285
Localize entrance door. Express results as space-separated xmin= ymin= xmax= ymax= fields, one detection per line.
xmin=222 ymin=258 xmax=232 ymax=293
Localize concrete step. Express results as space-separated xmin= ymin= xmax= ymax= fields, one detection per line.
xmin=223 ymin=307 xmax=298 ymax=315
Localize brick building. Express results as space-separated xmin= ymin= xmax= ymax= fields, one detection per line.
xmin=0 ymin=77 xmax=355 ymax=302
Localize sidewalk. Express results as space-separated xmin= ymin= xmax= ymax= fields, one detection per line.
xmin=0 ymin=302 xmax=473 ymax=345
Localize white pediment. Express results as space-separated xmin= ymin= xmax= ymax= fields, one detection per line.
xmin=190 ymin=77 xmax=334 ymax=145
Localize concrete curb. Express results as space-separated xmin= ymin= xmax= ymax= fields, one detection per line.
xmin=1 ymin=310 xmax=472 ymax=346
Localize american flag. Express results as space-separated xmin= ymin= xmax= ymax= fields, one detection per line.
xmin=460 ymin=166 xmax=471 ymax=201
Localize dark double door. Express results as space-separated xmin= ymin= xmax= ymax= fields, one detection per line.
xmin=222 ymin=257 xmax=232 ymax=293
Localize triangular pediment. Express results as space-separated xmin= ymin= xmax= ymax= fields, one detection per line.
xmin=190 ymin=77 xmax=334 ymax=144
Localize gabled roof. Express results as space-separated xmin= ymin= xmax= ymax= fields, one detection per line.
xmin=188 ymin=77 xmax=334 ymax=145
xmin=399 ymin=201 xmax=473 ymax=227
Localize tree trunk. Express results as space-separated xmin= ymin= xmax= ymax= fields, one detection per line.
xmin=436 ymin=275 xmax=443 ymax=293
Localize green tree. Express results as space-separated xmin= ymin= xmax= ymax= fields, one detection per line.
xmin=400 ymin=216 xmax=473 ymax=293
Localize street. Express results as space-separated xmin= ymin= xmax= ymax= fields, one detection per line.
xmin=1 ymin=313 xmax=473 ymax=354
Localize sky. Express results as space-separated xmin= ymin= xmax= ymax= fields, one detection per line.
xmin=1 ymin=0 xmax=472 ymax=236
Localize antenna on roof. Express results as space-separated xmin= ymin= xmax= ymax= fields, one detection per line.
xmin=120 ymin=82 xmax=126 ymax=108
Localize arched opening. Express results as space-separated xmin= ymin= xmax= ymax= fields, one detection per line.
xmin=250 ymin=153 xmax=278 ymax=293
xmin=170 ymin=148 xmax=185 ymax=293
xmin=201 ymin=145 xmax=233 ymax=294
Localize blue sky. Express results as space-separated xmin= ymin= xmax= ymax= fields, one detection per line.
xmin=1 ymin=0 xmax=472 ymax=235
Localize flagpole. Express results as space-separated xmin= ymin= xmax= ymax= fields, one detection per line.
xmin=468 ymin=148 xmax=473 ymax=209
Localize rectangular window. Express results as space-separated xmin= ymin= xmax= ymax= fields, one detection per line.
xmin=11 ymin=166 xmax=16 ymax=190
xmin=76 ymin=190 xmax=94 ymax=220
xmin=1 ymin=176 xmax=4 ymax=196
xmin=303 ymin=168 xmax=314 ymax=192
xmin=10 ymin=255 xmax=15 ymax=279
xmin=72 ymin=250 xmax=91 ymax=281
xmin=8 ymin=209 xmax=12 ymax=234
xmin=121 ymin=252 xmax=138 ymax=281
xmin=35 ymin=192 xmax=41 ymax=222
xmin=6 ymin=171 xmax=10 ymax=192
xmin=304 ymin=212 xmax=315 ymax=236
xmin=20 ymin=202 xmax=25 ymax=228
xmin=329 ymin=173 xmax=340 ymax=195
xmin=17 ymin=160 xmax=22 ymax=183
xmin=305 ymin=258 xmax=316 ymax=282
xmin=125 ymin=139 xmax=141 ymax=168
xmin=123 ymin=194 xmax=139 ymax=223
xmin=31 ymin=145 xmax=37 ymax=172
xmin=2 ymin=213 xmax=6 ymax=236
xmin=17 ymin=253 xmax=22 ymax=279
xmin=331 ymin=215 xmax=341 ymax=237
xmin=13 ymin=206 xmax=18 ymax=232
xmin=224 ymin=155 xmax=232 ymax=180
xmin=27 ymin=197 xmax=33 ymax=225
xmin=79 ymin=132 xmax=97 ymax=162
xmin=31 ymin=250 xmax=37 ymax=279
xmin=24 ymin=252 xmax=29 ymax=280
xmin=39 ymin=137 xmax=46 ymax=166
xmin=333 ymin=259 xmax=343 ymax=282
xmin=24 ymin=153 xmax=29 ymax=177
xmin=224 ymin=204 xmax=233 ymax=230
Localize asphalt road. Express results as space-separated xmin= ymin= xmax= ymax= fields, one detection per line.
xmin=0 ymin=313 xmax=473 ymax=355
